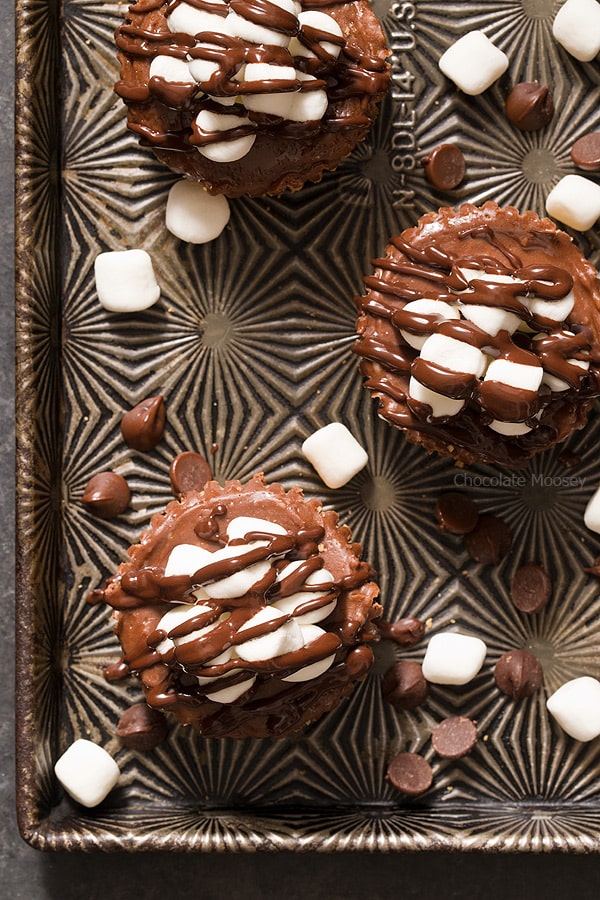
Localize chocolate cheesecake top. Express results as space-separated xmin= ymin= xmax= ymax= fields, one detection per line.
xmin=354 ymin=203 xmax=600 ymax=467
xmin=115 ymin=0 xmax=390 ymax=196
xmin=100 ymin=474 xmax=380 ymax=738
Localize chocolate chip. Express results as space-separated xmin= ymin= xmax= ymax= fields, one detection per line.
xmin=382 ymin=661 xmax=429 ymax=710
xmin=378 ymin=617 xmax=425 ymax=646
xmin=571 ymin=132 xmax=600 ymax=172
xmin=345 ymin=644 xmax=374 ymax=679
xmin=121 ymin=395 xmax=166 ymax=451
xmin=510 ymin=563 xmax=551 ymax=614
xmin=386 ymin=752 xmax=433 ymax=796
xmin=421 ymin=143 xmax=466 ymax=191
xmin=115 ymin=703 xmax=169 ymax=751
xmin=169 ymin=451 xmax=213 ymax=497
xmin=435 ymin=491 xmax=479 ymax=534
xmin=464 ymin=515 xmax=512 ymax=564
xmin=494 ymin=648 xmax=543 ymax=700
xmin=82 ymin=471 xmax=131 ymax=519
xmin=431 ymin=716 xmax=477 ymax=759
xmin=505 ymin=82 xmax=554 ymax=131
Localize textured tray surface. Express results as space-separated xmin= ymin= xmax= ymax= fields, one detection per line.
xmin=14 ymin=0 xmax=600 ymax=851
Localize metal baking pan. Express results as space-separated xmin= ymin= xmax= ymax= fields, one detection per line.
xmin=15 ymin=0 xmax=600 ymax=851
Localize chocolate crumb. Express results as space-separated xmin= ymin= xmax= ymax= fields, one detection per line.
xmin=435 ymin=491 xmax=479 ymax=534
xmin=378 ymin=617 xmax=425 ymax=646
xmin=382 ymin=661 xmax=429 ymax=710
xmin=494 ymin=649 xmax=543 ymax=700
xmin=386 ymin=752 xmax=433 ymax=796
xmin=82 ymin=471 xmax=131 ymax=519
xmin=116 ymin=702 xmax=169 ymax=750
xmin=571 ymin=132 xmax=600 ymax=172
xmin=505 ymin=82 xmax=554 ymax=131
xmin=558 ymin=449 xmax=582 ymax=468
xmin=584 ymin=556 xmax=600 ymax=578
xmin=121 ymin=395 xmax=166 ymax=451
xmin=431 ymin=716 xmax=477 ymax=759
xmin=510 ymin=563 xmax=551 ymax=614
xmin=169 ymin=451 xmax=213 ymax=497
xmin=464 ymin=515 xmax=512 ymax=564
xmin=421 ymin=143 xmax=466 ymax=191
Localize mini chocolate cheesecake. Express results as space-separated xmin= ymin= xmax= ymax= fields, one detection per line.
xmin=100 ymin=474 xmax=381 ymax=738
xmin=115 ymin=0 xmax=390 ymax=197
xmin=354 ymin=203 xmax=600 ymax=468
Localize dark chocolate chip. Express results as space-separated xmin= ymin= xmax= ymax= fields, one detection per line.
xmin=345 ymin=644 xmax=374 ymax=679
xmin=378 ymin=617 xmax=425 ymax=646
xmin=115 ymin=703 xmax=169 ymax=751
xmin=386 ymin=752 xmax=433 ymax=796
xmin=505 ymin=82 xmax=554 ymax=131
xmin=494 ymin=648 xmax=543 ymax=700
xmin=431 ymin=716 xmax=477 ymax=759
xmin=421 ymin=143 xmax=466 ymax=191
xmin=435 ymin=491 xmax=479 ymax=534
xmin=382 ymin=660 xmax=429 ymax=710
xmin=121 ymin=395 xmax=166 ymax=451
xmin=82 ymin=471 xmax=131 ymax=519
xmin=169 ymin=451 xmax=213 ymax=497
xmin=510 ymin=563 xmax=551 ymax=614
xmin=571 ymin=132 xmax=600 ymax=172
xmin=464 ymin=515 xmax=512 ymax=564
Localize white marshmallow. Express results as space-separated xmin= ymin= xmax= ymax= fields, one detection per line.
xmin=584 ymin=483 xmax=600 ymax=533
xmin=301 ymin=422 xmax=368 ymax=489
xmin=488 ymin=419 xmax=532 ymax=435
xmin=167 ymin=1 xmax=229 ymax=36
xmin=94 ymin=249 xmax=160 ymax=313
xmin=166 ymin=179 xmax=230 ymax=244
xmin=286 ymin=74 xmax=328 ymax=122
xmin=408 ymin=378 xmax=465 ymax=418
xmin=281 ymin=625 xmax=336 ymax=682
xmin=226 ymin=0 xmax=299 ymax=48
xmin=207 ymin=675 xmax=257 ymax=703
xmin=459 ymin=303 xmax=522 ymax=337
xmin=164 ymin=543 xmax=213 ymax=578
xmin=484 ymin=358 xmax=543 ymax=392
xmin=236 ymin=606 xmax=304 ymax=661
xmin=289 ymin=11 xmax=343 ymax=59
xmin=552 ymin=0 xmax=600 ymax=62
xmin=155 ymin=602 xmax=214 ymax=654
xmin=525 ymin=288 xmax=575 ymax=323
xmin=54 ymin=739 xmax=120 ymax=808
xmin=438 ymin=30 xmax=509 ymax=96
xmin=419 ymin=333 xmax=487 ymax=377
xmin=242 ymin=63 xmax=298 ymax=117
xmin=545 ymin=174 xmax=600 ymax=231
xmin=543 ymin=358 xmax=589 ymax=392
xmin=226 ymin=516 xmax=286 ymax=542
xmin=546 ymin=676 xmax=600 ymax=741
xmin=149 ymin=54 xmax=194 ymax=85
xmin=422 ymin=632 xmax=487 ymax=685
xmin=399 ymin=299 xmax=460 ymax=350
xmin=195 ymin=109 xmax=256 ymax=163
xmin=272 ymin=562 xmax=337 ymax=624
xmin=201 ymin=543 xmax=273 ymax=599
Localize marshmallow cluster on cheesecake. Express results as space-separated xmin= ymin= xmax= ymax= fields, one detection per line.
xmin=115 ymin=0 xmax=390 ymax=196
xmin=354 ymin=203 xmax=600 ymax=468
xmin=101 ymin=474 xmax=380 ymax=738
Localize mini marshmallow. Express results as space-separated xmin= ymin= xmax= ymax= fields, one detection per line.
xmin=207 ymin=675 xmax=257 ymax=703
xmin=546 ymin=676 xmax=600 ymax=741
xmin=281 ymin=625 xmax=336 ymax=682
xmin=399 ymin=299 xmax=460 ymax=350
xmin=488 ymin=419 xmax=532 ymax=436
xmin=484 ymin=358 xmax=543 ymax=392
xmin=167 ymin=0 xmax=229 ymax=36
xmin=165 ymin=543 xmax=213 ymax=578
xmin=419 ymin=333 xmax=487 ymax=377
xmin=201 ymin=543 xmax=273 ymax=599
xmin=545 ymin=174 xmax=600 ymax=231
xmin=166 ymin=179 xmax=230 ymax=244
xmin=226 ymin=0 xmax=299 ymax=48
xmin=94 ymin=249 xmax=160 ymax=313
xmin=552 ymin=0 xmax=600 ymax=62
xmin=408 ymin=378 xmax=465 ymax=419
xmin=459 ymin=303 xmax=522 ymax=336
xmin=438 ymin=30 xmax=509 ymax=96
xmin=289 ymin=11 xmax=343 ymax=59
xmin=525 ymin=289 xmax=575 ymax=323
xmin=227 ymin=516 xmax=287 ymax=542
xmin=149 ymin=55 xmax=195 ymax=85
xmin=236 ymin=606 xmax=304 ymax=661
xmin=584 ymin=483 xmax=600 ymax=533
xmin=422 ymin=631 xmax=487 ymax=685
xmin=242 ymin=63 xmax=298 ymax=117
xmin=301 ymin=422 xmax=368 ymax=489
xmin=286 ymin=74 xmax=328 ymax=122
xmin=195 ymin=110 xmax=256 ymax=163
xmin=272 ymin=561 xmax=337 ymax=624
xmin=155 ymin=602 xmax=215 ymax=654
xmin=54 ymin=739 xmax=120 ymax=808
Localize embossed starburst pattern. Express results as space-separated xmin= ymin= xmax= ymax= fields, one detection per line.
xmin=15 ymin=0 xmax=600 ymax=852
